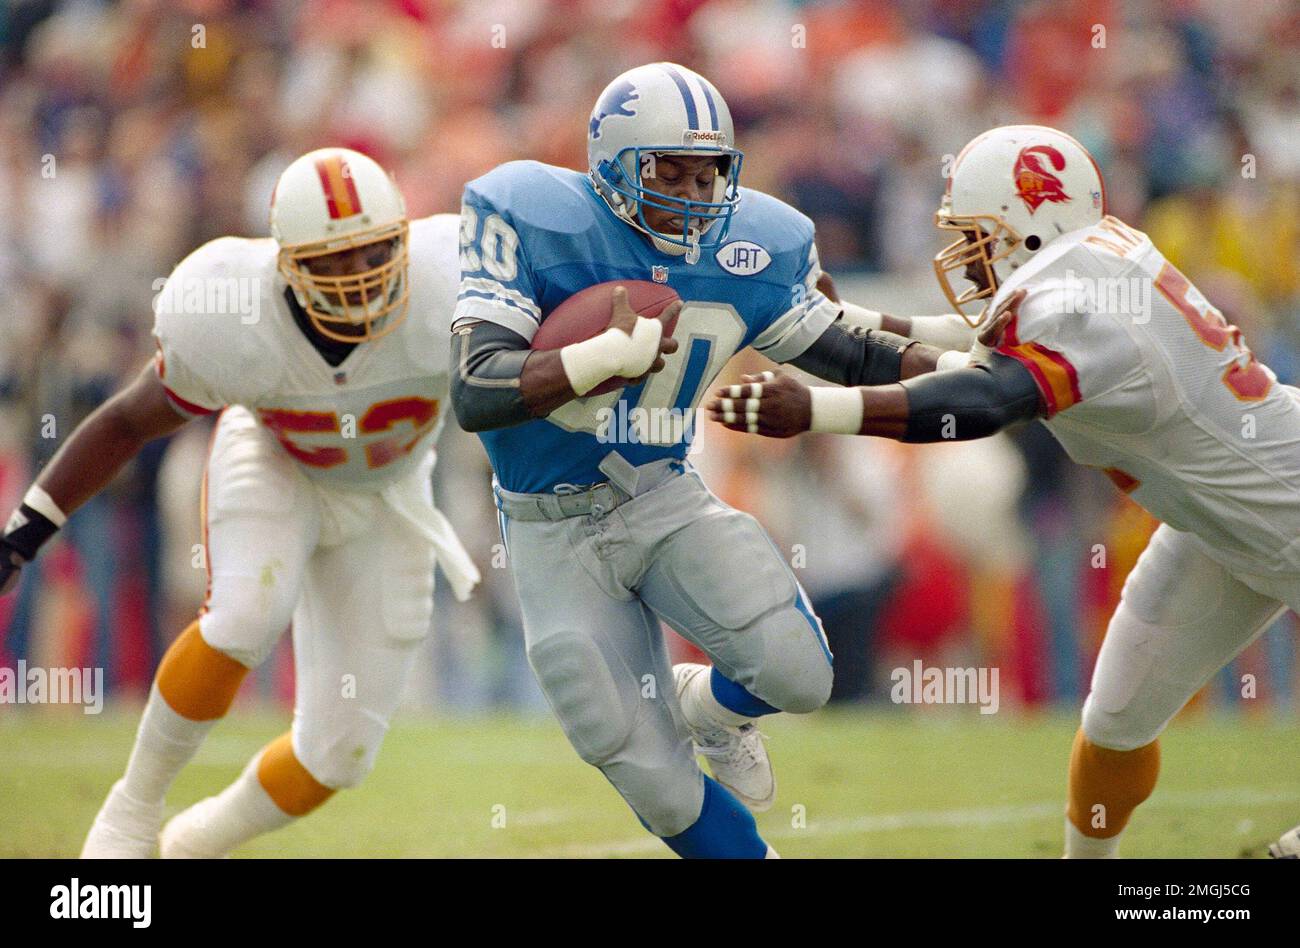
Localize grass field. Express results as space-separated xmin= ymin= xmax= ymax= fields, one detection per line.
xmin=2 ymin=705 xmax=1296 ymax=858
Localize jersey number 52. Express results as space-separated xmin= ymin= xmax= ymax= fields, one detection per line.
xmin=1155 ymin=263 xmax=1271 ymax=401
xmin=258 ymin=397 xmax=440 ymax=470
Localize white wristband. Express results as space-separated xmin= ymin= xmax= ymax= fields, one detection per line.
xmin=839 ymin=301 xmax=884 ymax=332
xmin=936 ymin=349 xmax=971 ymax=372
xmin=908 ymin=314 xmax=977 ymax=352
xmin=24 ymin=484 xmax=68 ymax=527
xmin=808 ymin=386 xmax=864 ymax=434
xmin=559 ymin=317 xmax=663 ymax=397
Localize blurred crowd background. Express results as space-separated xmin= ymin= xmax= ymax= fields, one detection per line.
xmin=1 ymin=0 xmax=1297 ymax=716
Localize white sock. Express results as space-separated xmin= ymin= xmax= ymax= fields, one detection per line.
xmin=679 ymin=666 xmax=753 ymax=729
xmin=170 ymin=753 xmax=295 ymax=856
xmin=120 ymin=683 xmax=218 ymax=806
xmin=1064 ymin=817 xmax=1123 ymax=858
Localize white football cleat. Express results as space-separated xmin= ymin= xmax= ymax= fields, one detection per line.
xmin=674 ymin=663 xmax=777 ymax=812
xmin=80 ymin=779 xmax=163 ymax=859
xmin=159 ymin=796 xmax=231 ymax=858
xmin=1268 ymin=825 xmax=1300 ymax=859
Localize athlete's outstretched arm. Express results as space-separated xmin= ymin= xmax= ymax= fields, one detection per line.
xmin=0 ymin=361 xmax=190 ymax=593
xmin=707 ymin=290 xmax=1036 ymax=439
xmin=451 ymin=286 xmax=680 ymax=431
xmin=780 ymin=289 xmax=1019 ymax=388
xmin=788 ymin=270 xmax=992 ymax=386
xmin=816 ymin=271 xmax=976 ymax=352
xmin=784 ymin=319 xmax=946 ymax=387
xmin=706 ymin=353 xmax=1044 ymax=441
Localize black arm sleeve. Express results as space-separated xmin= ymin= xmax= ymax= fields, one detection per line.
xmin=898 ymin=351 xmax=1045 ymax=442
xmin=786 ymin=319 xmax=913 ymax=386
xmin=449 ymin=320 xmax=534 ymax=432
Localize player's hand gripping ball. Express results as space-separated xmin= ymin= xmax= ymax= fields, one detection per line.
xmin=532 ymin=280 xmax=682 ymax=395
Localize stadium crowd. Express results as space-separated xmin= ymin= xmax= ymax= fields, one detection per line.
xmin=0 ymin=0 xmax=1296 ymax=713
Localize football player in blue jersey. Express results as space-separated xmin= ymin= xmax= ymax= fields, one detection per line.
xmin=449 ymin=63 xmax=974 ymax=858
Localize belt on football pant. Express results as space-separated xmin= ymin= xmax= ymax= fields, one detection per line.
xmin=493 ymin=455 xmax=685 ymax=522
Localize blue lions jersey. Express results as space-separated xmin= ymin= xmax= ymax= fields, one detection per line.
xmin=454 ymin=160 xmax=839 ymax=493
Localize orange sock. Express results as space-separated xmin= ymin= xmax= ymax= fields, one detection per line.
xmin=1067 ymin=727 xmax=1160 ymax=838
xmin=256 ymin=733 xmax=335 ymax=817
xmin=156 ymin=621 xmax=249 ymax=721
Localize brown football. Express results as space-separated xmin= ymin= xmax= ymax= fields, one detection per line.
xmin=532 ymin=280 xmax=681 ymax=396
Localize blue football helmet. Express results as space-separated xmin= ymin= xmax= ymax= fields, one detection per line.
xmin=587 ymin=62 xmax=743 ymax=263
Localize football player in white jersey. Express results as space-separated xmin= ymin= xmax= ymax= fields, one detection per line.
xmin=707 ymin=124 xmax=1300 ymax=858
xmin=0 ymin=147 xmax=479 ymax=857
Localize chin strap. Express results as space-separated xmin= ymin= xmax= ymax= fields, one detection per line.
xmin=641 ymin=223 xmax=704 ymax=264
xmin=598 ymin=180 xmax=708 ymax=265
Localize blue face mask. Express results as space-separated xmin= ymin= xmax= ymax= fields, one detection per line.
xmin=596 ymin=146 xmax=744 ymax=256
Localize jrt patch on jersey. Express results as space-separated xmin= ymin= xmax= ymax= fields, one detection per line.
xmin=715 ymin=240 xmax=771 ymax=276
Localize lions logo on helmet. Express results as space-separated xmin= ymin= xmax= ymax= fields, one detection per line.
xmin=589 ymin=80 xmax=639 ymax=141
xmin=586 ymin=62 xmax=743 ymax=264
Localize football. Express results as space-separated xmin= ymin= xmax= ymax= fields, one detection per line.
xmin=532 ymin=280 xmax=681 ymax=395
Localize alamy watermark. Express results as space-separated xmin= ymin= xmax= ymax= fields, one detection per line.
xmin=1049 ymin=269 xmax=1152 ymax=323
xmin=152 ymin=275 xmax=261 ymax=324
xmin=890 ymin=660 xmax=999 ymax=714
xmin=596 ymin=403 xmax=699 ymax=450
xmin=0 ymin=662 xmax=104 ymax=713
xmin=50 ymin=878 xmax=150 ymax=928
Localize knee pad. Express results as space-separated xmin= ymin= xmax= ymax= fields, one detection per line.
xmin=743 ymin=606 xmax=834 ymax=715
xmin=200 ymin=574 xmax=299 ymax=668
xmin=295 ymin=719 xmax=387 ymax=790
xmin=526 ymin=632 xmax=637 ymax=766
xmin=628 ymin=766 xmax=706 ymax=838
xmin=1080 ymin=693 xmax=1165 ymax=753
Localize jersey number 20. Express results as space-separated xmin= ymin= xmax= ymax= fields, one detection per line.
xmin=548 ymin=303 xmax=746 ymax=443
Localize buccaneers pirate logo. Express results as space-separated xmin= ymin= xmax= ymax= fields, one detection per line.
xmin=1013 ymin=145 xmax=1071 ymax=213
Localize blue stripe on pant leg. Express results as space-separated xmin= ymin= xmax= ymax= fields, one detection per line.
xmin=709 ymin=583 xmax=833 ymax=716
xmin=753 ymin=526 xmax=835 ymax=666
xmin=793 ymin=580 xmax=834 ymax=664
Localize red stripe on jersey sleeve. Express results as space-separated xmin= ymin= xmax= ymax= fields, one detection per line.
xmin=994 ymin=312 xmax=1082 ymax=418
xmin=163 ymin=385 xmax=218 ymax=418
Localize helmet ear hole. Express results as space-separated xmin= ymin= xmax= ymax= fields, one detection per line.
xmin=1025 ymin=234 xmax=1042 ymax=251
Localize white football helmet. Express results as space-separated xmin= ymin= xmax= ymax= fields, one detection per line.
xmin=270 ymin=147 xmax=409 ymax=342
xmin=935 ymin=124 xmax=1106 ymax=324
xmin=587 ymin=62 xmax=742 ymax=263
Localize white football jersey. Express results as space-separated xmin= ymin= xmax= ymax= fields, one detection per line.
xmin=153 ymin=214 xmax=460 ymax=490
xmin=991 ymin=215 xmax=1300 ymax=575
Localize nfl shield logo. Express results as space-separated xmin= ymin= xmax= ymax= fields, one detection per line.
xmin=651 ymin=266 xmax=669 ymax=284
xmin=334 ymin=371 xmax=348 ymax=385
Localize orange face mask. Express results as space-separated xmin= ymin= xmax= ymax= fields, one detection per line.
xmin=932 ymin=211 xmax=1023 ymax=327
xmin=278 ymin=219 xmax=410 ymax=343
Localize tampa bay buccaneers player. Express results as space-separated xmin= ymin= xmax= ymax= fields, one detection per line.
xmin=0 ymin=147 xmax=479 ymax=857
xmin=709 ymin=124 xmax=1300 ymax=858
